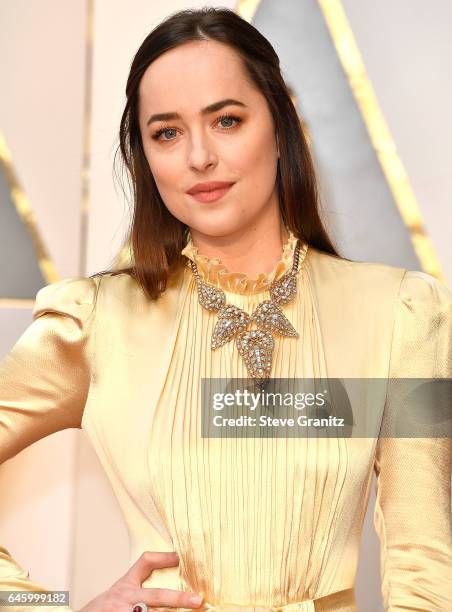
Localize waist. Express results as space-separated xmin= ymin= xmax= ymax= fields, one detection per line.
xmin=199 ymin=587 xmax=356 ymax=611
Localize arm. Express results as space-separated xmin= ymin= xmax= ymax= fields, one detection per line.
xmin=373 ymin=270 xmax=452 ymax=610
xmin=0 ymin=277 xmax=97 ymax=611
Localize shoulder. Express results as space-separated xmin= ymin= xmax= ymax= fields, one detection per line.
xmin=32 ymin=270 xmax=183 ymax=325
xmin=305 ymin=247 xmax=406 ymax=301
xmin=398 ymin=269 xmax=451 ymax=310
xmin=307 ymin=247 xmax=450 ymax=300
xmin=389 ymin=270 xmax=451 ymax=377
xmin=306 ymin=248 xmax=450 ymax=319
xmin=88 ymin=271 xmax=149 ymax=312
xmin=33 ymin=275 xmax=99 ymax=324
xmin=393 ymin=269 xmax=451 ymax=346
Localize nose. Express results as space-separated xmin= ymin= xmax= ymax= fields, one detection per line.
xmin=187 ymin=132 xmax=218 ymax=172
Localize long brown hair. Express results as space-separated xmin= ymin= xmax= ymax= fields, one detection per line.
xmin=91 ymin=7 xmax=343 ymax=301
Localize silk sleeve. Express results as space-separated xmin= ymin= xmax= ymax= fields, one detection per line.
xmin=0 ymin=276 xmax=97 ymax=611
xmin=373 ymin=270 xmax=452 ymax=610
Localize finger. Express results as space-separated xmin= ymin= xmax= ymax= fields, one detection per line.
xmin=123 ymin=551 xmax=180 ymax=585
xmin=129 ymin=587 xmax=204 ymax=609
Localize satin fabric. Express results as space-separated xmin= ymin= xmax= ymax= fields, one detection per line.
xmin=0 ymin=229 xmax=451 ymax=611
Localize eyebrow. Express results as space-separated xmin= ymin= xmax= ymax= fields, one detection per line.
xmin=146 ymin=98 xmax=247 ymax=127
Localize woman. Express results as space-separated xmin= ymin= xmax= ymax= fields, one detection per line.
xmin=1 ymin=7 xmax=451 ymax=612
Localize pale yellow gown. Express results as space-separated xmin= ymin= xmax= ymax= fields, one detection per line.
xmin=0 ymin=229 xmax=451 ymax=611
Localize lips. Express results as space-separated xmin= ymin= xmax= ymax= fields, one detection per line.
xmin=188 ymin=184 xmax=233 ymax=203
xmin=187 ymin=181 xmax=235 ymax=195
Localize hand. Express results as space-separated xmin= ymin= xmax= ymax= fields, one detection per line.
xmin=77 ymin=551 xmax=204 ymax=611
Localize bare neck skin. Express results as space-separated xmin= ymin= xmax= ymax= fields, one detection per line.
xmin=188 ymin=217 xmax=290 ymax=278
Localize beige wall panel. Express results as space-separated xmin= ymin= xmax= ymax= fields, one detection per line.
xmin=0 ymin=1 xmax=87 ymax=279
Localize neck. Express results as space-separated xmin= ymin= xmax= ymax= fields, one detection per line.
xmin=188 ymin=220 xmax=290 ymax=278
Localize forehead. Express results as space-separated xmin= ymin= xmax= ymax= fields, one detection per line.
xmin=138 ymin=40 xmax=251 ymax=112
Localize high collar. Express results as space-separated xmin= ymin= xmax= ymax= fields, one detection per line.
xmin=180 ymin=228 xmax=309 ymax=295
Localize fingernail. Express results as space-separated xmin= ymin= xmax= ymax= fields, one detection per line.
xmin=189 ymin=594 xmax=203 ymax=605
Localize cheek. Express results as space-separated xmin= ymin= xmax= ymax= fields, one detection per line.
xmin=234 ymin=130 xmax=278 ymax=192
xmin=146 ymin=153 xmax=172 ymax=185
xmin=145 ymin=151 xmax=185 ymax=201
xmin=144 ymin=148 xmax=190 ymax=221
xmin=235 ymin=125 xmax=276 ymax=170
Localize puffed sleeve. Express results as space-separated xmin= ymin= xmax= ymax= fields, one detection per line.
xmin=373 ymin=270 xmax=452 ymax=610
xmin=0 ymin=276 xmax=97 ymax=611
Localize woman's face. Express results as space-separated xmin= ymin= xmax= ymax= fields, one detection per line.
xmin=138 ymin=39 xmax=280 ymax=238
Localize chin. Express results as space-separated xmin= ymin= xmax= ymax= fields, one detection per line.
xmin=188 ymin=214 xmax=253 ymax=239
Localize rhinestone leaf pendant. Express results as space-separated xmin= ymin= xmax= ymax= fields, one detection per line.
xmin=236 ymin=329 xmax=274 ymax=380
xmin=211 ymin=304 xmax=251 ymax=349
xmin=270 ymin=270 xmax=298 ymax=305
xmin=197 ymin=280 xmax=226 ymax=312
xmin=251 ymin=300 xmax=298 ymax=337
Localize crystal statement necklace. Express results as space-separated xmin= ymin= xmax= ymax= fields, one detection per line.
xmin=186 ymin=236 xmax=308 ymax=390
